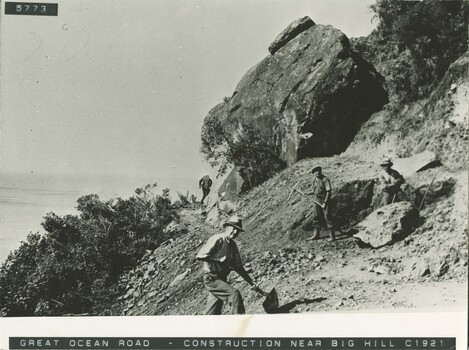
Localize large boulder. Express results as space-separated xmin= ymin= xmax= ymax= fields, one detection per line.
xmin=207 ymin=17 xmax=388 ymax=166
xmin=354 ymin=202 xmax=420 ymax=248
xmin=393 ymin=151 xmax=441 ymax=177
xmin=218 ymin=168 xmax=244 ymax=200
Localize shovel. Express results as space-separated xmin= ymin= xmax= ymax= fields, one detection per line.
xmin=262 ymin=288 xmax=279 ymax=314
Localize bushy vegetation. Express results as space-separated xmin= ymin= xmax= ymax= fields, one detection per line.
xmin=354 ymin=0 xmax=468 ymax=102
xmin=173 ymin=191 xmax=197 ymax=208
xmin=201 ymin=102 xmax=285 ymax=191
xmin=0 ymin=184 xmax=177 ymax=316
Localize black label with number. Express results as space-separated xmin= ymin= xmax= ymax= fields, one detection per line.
xmin=5 ymin=2 xmax=58 ymax=16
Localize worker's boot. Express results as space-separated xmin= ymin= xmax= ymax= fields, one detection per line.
xmin=328 ymin=229 xmax=336 ymax=242
xmin=306 ymin=228 xmax=320 ymax=241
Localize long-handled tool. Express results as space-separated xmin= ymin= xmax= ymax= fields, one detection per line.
xmin=287 ymin=180 xmax=301 ymax=202
xmin=418 ymin=173 xmax=437 ymax=211
xmin=294 ymin=188 xmax=325 ymax=208
xmin=397 ymin=188 xmax=420 ymax=211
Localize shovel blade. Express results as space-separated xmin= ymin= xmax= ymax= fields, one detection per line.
xmin=262 ymin=288 xmax=279 ymax=314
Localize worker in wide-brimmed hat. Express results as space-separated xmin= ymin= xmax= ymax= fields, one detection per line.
xmin=305 ymin=166 xmax=336 ymax=242
xmin=378 ymin=157 xmax=405 ymax=207
xmin=196 ymin=215 xmax=266 ymax=315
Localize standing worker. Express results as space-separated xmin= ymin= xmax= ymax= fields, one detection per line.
xmin=378 ymin=158 xmax=405 ymax=207
xmin=305 ymin=166 xmax=336 ymax=242
xmin=196 ymin=215 xmax=265 ymax=315
xmin=199 ymin=175 xmax=213 ymax=205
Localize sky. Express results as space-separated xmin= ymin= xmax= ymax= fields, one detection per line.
xmin=0 ymin=0 xmax=377 ymax=195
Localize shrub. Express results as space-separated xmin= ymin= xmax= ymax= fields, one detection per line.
xmin=0 ymin=184 xmax=178 ymax=316
xmin=364 ymin=0 xmax=468 ymax=102
xmin=201 ymin=102 xmax=285 ymax=191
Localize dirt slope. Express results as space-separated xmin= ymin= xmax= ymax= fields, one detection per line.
xmin=116 ymin=44 xmax=468 ymax=319
xmin=117 ymin=159 xmax=467 ymax=316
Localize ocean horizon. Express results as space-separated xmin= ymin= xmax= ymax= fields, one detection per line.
xmin=0 ymin=172 xmax=202 ymax=263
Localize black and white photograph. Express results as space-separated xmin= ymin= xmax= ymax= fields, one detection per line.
xmin=0 ymin=0 xmax=467 ymax=333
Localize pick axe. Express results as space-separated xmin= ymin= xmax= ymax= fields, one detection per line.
xmin=287 ymin=180 xmax=300 ymax=201
xmin=294 ymin=188 xmax=325 ymax=208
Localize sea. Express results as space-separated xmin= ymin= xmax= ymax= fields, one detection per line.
xmin=0 ymin=172 xmax=199 ymax=263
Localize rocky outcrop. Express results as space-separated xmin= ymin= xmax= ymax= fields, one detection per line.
xmin=348 ymin=52 xmax=468 ymax=171
xmin=268 ymin=16 xmax=315 ymax=54
xmin=354 ymin=202 xmax=420 ymax=248
xmin=218 ymin=168 xmax=244 ymax=200
xmin=206 ymin=16 xmax=388 ymax=166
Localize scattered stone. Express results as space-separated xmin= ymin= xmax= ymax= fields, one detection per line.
xmin=314 ymin=255 xmax=325 ymax=262
xmin=169 ymin=269 xmax=190 ymax=288
xmin=404 ymin=245 xmax=460 ymax=278
xmin=373 ymin=265 xmax=392 ymax=275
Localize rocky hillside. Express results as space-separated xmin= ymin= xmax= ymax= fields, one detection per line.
xmin=347 ymin=52 xmax=469 ymax=171
xmin=115 ymin=16 xmax=467 ymax=316
xmin=117 ymin=163 xmax=467 ymax=315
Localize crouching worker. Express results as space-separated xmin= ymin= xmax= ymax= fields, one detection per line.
xmin=379 ymin=158 xmax=405 ymax=207
xmin=196 ymin=215 xmax=266 ymax=315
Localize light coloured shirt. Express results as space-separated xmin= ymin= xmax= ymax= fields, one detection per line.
xmin=311 ymin=175 xmax=332 ymax=202
xmin=196 ymin=233 xmax=242 ymax=274
xmin=379 ymin=168 xmax=404 ymax=192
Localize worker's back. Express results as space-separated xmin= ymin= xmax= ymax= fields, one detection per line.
xmin=200 ymin=175 xmax=212 ymax=189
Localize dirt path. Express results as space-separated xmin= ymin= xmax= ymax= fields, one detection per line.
xmin=121 ymin=205 xmax=467 ymax=316
xmin=166 ymin=208 xmax=466 ymax=315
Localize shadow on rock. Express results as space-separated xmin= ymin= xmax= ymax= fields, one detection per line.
xmin=270 ymin=297 xmax=327 ymax=314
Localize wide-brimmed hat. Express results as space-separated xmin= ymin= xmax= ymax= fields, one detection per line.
xmin=311 ymin=166 xmax=322 ymax=174
xmin=223 ymin=215 xmax=244 ymax=232
xmin=380 ymin=158 xmax=393 ymax=166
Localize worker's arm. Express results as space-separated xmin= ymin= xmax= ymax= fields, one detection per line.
xmin=196 ymin=236 xmax=220 ymax=261
xmin=231 ymin=244 xmax=254 ymax=286
xmin=323 ymin=178 xmax=332 ymax=208
xmin=392 ymin=170 xmax=405 ymax=187
xmin=234 ymin=266 xmax=254 ymax=286
xmin=234 ymin=266 xmax=266 ymax=295
xmin=379 ymin=172 xmax=390 ymax=191
xmin=323 ymin=191 xmax=331 ymax=209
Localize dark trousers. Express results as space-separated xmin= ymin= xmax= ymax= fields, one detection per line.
xmin=202 ymin=273 xmax=245 ymax=315
xmin=311 ymin=202 xmax=333 ymax=229
xmin=201 ymin=187 xmax=210 ymax=204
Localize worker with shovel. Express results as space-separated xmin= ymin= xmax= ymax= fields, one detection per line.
xmin=196 ymin=215 xmax=266 ymax=315
xmin=378 ymin=158 xmax=405 ymax=207
xmin=304 ymin=166 xmax=336 ymax=242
